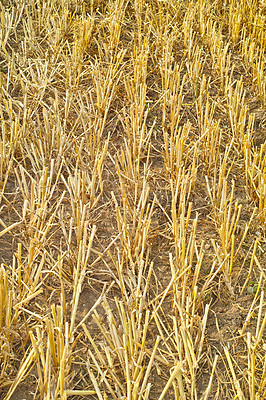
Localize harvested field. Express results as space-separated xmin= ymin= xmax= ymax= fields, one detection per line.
xmin=0 ymin=0 xmax=265 ymax=399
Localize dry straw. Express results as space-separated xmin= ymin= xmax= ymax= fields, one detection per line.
xmin=0 ymin=0 xmax=265 ymax=399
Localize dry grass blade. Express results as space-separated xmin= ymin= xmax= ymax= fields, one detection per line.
xmin=3 ymin=348 xmax=35 ymax=400
xmin=223 ymin=346 xmax=245 ymax=400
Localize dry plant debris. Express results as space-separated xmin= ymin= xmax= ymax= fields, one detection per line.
xmin=0 ymin=0 xmax=265 ymax=399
